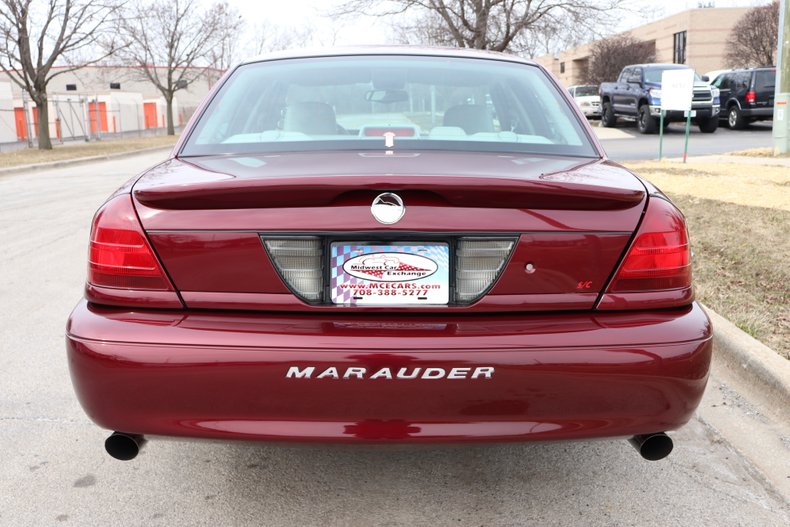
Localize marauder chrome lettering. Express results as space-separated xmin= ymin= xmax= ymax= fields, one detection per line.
xmin=286 ymin=366 xmax=495 ymax=380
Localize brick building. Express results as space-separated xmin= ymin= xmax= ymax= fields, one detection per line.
xmin=535 ymin=7 xmax=751 ymax=86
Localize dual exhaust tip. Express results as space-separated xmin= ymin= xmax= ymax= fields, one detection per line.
xmin=104 ymin=432 xmax=145 ymax=461
xmin=628 ymin=432 xmax=674 ymax=461
xmin=104 ymin=431 xmax=673 ymax=461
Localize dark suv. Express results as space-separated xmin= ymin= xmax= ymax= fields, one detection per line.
xmin=711 ymin=68 xmax=776 ymax=129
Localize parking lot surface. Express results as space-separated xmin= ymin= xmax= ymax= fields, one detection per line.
xmin=0 ymin=152 xmax=787 ymax=526
xmin=594 ymin=121 xmax=773 ymax=160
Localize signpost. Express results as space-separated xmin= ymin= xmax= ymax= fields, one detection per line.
xmin=659 ymin=68 xmax=695 ymax=162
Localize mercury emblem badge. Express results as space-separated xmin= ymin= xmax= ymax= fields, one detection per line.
xmin=371 ymin=192 xmax=405 ymax=225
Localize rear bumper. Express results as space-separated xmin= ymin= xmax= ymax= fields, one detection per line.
xmin=66 ymin=300 xmax=712 ymax=443
xmin=740 ymin=107 xmax=773 ymax=119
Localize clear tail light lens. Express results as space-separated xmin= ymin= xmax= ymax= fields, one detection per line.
xmin=88 ymin=195 xmax=172 ymax=290
xmin=608 ymin=197 xmax=691 ymax=293
xmin=263 ymin=237 xmax=323 ymax=302
xmin=455 ymin=238 xmax=516 ymax=303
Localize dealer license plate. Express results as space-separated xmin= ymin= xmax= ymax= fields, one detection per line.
xmin=330 ymin=242 xmax=449 ymax=305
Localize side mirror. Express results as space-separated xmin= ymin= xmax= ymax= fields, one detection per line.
xmin=701 ymin=75 xmax=710 ymax=82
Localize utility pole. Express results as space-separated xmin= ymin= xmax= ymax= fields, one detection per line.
xmin=774 ymin=0 xmax=789 ymax=154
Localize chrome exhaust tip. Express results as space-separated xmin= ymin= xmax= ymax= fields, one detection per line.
xmin=628 ymin=432 xmax=673 ymax=461
xmin=105 ymin=432 xmax=145 ymax=461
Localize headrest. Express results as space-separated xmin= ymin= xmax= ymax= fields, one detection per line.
xmin=442 ymin=104 xmax=495 ymax=134
xmin=282 ymin=102 xmax=337 ymax=135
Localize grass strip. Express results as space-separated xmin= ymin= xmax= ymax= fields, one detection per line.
xmin=0 ymin=135 xmax=178 ymax=169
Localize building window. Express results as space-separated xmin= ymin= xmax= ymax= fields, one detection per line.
xmin=560 ymin=62 xmax=565 ymax=74
xmin=66 ymin=84 xmax=77 ymax=91
xmin=673 ymin=31 xmax=687 ymax=64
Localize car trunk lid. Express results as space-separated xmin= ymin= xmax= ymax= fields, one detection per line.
xmin=133 ymin=151 xmax=646 ymax=312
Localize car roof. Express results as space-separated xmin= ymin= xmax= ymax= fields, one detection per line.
xmin=717 ymin=67 xmax=776 ymax=77
xmin=240 ymin=46 xmax=538 ymax=67
xmin=635 ymin=64 xmax=691 ymax=70
xmin=728 ymin=67 xmax=775 ymax=72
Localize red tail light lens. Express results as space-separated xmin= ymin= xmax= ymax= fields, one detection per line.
xmin=608 ymin=197 xmax=691 ymax=293
xmin=745 ymin=90 xmax=756 ymax=104
xmin=88 ymin=195 xmax=172 ymax=290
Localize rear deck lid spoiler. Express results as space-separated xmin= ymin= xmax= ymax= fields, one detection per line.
xmin=133 ymin=152 xmax=645 ymax=211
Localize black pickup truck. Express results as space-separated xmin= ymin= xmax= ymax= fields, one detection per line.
xmin=599 ymin=64 xmax=720 ymax=134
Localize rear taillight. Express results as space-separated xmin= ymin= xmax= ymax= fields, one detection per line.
xmin=607 ymin=197 xmax=691 ymax=293
xmin=455 ymin=238 xmax=516 ymax=303
xmin=88 ymin=195 xmax=173 ymax=290
xmin=262 ymin=237 xmax=323 ymax=302
xmin=745 ymin=90 xmax=756 ymax=104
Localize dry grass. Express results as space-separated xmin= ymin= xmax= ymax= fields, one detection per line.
xmin=624 ymin=161 xmax=790 ymax=212
xmin=0 ymin=135 xmax=178 ymax=169
xmin=725 ymin=147 xmax=790 ymax=158
xmin=676 ymin=196 xmax=789 ymax=358
xmin=624 ymin=161 xmax=789 ymax=358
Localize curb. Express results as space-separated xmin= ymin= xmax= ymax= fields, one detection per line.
xmin=0 ymin=146 xmax=174 ymax=177
xmin=703 ymin=304 xmax=790 ymax=418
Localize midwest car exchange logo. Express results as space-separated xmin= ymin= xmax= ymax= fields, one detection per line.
xmin=343 ymin=253 xmax=437 ymax=281
xmin=286 ymin=366 xmax=495 ymax=380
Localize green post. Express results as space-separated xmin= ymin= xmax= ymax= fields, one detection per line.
xmin=682 ymin=111 xmax=692 ymax=163
xmin=658 ymin=110 xmax=665 ymax=160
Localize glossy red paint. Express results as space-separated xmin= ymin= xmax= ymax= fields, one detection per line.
xmin=133 ymin=154 xmax=645 ymax=233
xmin=148 ymin=232 xmax=630 ymax=312
xmin=68 ymin=48 xmax=712 ymax=450
xmin=67 ymin=300 xmax=711 ymax=442
xmin=148 ymin=231 xmax=289 ymax=294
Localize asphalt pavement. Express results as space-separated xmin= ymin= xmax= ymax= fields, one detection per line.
xmin=0 ymin=151 xmax=788 ymax=526
xmin=594 ymin=120 xmax=774 ymax=161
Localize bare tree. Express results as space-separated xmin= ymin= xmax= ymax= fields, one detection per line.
xmin=339 ymin=0 xmax=628 ymax=53
xmin=0 ymin=0 xmax=124 ymax=149
xmin=251 ymin=21 xmax=315 ymax=56
xmin=113 ymin=0 xmax=241 ymax=135
xmin=584 ymin=34 xmax=656 ymax=86
xmin=725 ymin=1 xmax=779 ymax=68
xmin=208 ymin=3 xmax=243 ymax=71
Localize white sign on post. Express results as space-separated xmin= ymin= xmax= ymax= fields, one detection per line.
xmin=660 ymin=69 xmax=695 ymax=111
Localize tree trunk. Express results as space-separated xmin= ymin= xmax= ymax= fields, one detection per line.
xmin=35 ymin=98 xmax=53 ymax=150
xmin=165 ymin=95 xmax=175 ymax=136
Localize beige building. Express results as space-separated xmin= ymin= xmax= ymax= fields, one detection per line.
xmin=535 ymin=7 xmax=750 ymax=87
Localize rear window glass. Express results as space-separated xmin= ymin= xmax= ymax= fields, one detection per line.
xmin=754 ymin=70 xmax=775 ymax=89
xmin=181 ymin=55 xmax=597 ymax=158
xmin=574 ymin=86 xmax=598 ymax=96
xmin=644 ymin=68 xmax=702 ymax=84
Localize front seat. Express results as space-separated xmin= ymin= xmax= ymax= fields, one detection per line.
xmin=282 ymin=101 xmax=338 ymax=135
xmin=442 ymin=104 xmax=495 ymax=134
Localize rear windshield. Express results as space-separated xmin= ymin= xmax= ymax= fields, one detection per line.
xmin=754 ymin=70 xmax=775 ymax=89
xmin=181 ymin=55 xmax=597 ymax=158
xmin=644 ymin=68 xmax=702 ymax=83
xmin=574 ymin=86 xmax=598 ymax=97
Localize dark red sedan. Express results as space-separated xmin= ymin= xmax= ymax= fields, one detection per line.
xmin=66 ymin=48 xmax=711 ymax=461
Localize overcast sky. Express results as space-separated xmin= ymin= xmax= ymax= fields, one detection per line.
xmin=223 ymin=0 xmax=770 ymax=55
